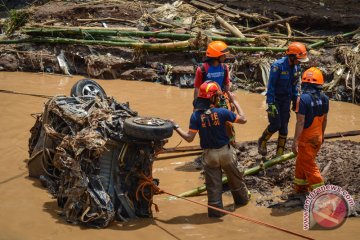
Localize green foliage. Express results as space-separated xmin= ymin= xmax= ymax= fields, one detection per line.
xmin=5 ymin=9 xmax=29 ymax=36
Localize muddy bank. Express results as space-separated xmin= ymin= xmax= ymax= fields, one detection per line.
xmin=183 ymin=139 xmax=360 ymax=211
xmin=0 ymin=0 xmax=359 ymax=103
xmin=223 ymin=0 xmax=360 ymax=30
xmin=240 ymin=140 xmax=360 ymax=208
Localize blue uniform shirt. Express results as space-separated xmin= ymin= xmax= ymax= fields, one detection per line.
xmin=189 ymin=108 xmax=238 ymax=149
xmin=297 ymin=90 xmax=329 ymax=129
xmin=266 ymin=56 xmax=301 ymax=104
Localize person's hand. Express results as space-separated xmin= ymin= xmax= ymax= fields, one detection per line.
xmin=167 ymin=119 xmax=179 ymax=130
xmin=267 ymin=104 xmax=278 ymax=118
xmin=292 ymin=141 xmax=298 ymax=155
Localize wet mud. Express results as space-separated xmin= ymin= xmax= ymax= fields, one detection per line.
xmin=239 ymin=140 xmax=359 ymax=209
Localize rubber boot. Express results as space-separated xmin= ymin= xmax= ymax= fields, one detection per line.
xmin=257 ymin=128 xmax=273 ymax=156
xmin=232 ymin=189 xmax=251 ymax=207
xmin=208 ymin=201 xmax=225 ymax=218
xmin=276 ymin=134 xmax=287 ymax=156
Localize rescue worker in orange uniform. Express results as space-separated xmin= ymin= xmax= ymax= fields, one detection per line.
xmin=258 ymin=42 xmax=309 ymax=156
xmin=292 ymin=67 xmax=329 ymax=192
xmin=193 ymin=40 xmax=241 ymax=145
xmin=171 ymin=81 xmax=250 ymax=218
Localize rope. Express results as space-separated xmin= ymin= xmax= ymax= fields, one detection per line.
xmin=0 ymin=89 xmax=52 ymax=99
xmin=135 ymin=172 xmax=164 ymax=213
xmin=137 ymin=175 xmax=314 ymax=240
xmin=163 ymin=191 xmax=315 ymax=240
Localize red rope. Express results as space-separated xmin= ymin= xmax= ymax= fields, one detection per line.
xmin=162 ymin=190 xmax=315 ymax=240
xmin=135 ymin=174 xmax=314 ymax=240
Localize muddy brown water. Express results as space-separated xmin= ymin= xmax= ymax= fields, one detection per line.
xmin=0 ymin=72 xmax=359 ymax=240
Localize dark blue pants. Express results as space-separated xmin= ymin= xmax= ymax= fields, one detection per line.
xmin=267 ymin=100 xmax=291 ymax=136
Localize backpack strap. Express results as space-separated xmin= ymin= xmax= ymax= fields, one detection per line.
xmin=200 ymin=65 xmax=207 ymax=83
xmin=222 ymin=63 xmax=228 ymax=84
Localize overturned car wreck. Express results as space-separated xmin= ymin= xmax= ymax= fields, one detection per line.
xmin=27 ymin=79 xmax=173 ymax=227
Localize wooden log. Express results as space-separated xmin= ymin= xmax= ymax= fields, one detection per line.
xmin=242 ymin=16 xmax=299 ymax=33
xmin=161 ymin=145 xmax=202 ymax=153
xmin=161 ymin=130 xmax=360 ymax=154
xmin=155 ymin=152 xmax=202 ymax=160
xmin=215 ymin=15 xmax=245 ymax=38
xmin=220 ymin=5 xmax=271 ymax=22
xmin=243 ymin=35 xmax=328 ymax=40
xmin=229 ymin=46 xmax=286 ymax=52
xmin=178 ymin=152 xmax=296 ymax=197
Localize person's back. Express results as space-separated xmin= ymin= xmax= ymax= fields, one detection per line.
xmin=171 ymin=81 xmax=249 ymax=218
xmin=298 ymin=89 xmax=329 ymax=128
xmin=190 ymin=107 xmax=237 ymax=149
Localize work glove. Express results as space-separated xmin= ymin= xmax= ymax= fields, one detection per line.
xmin=267 ymin=103 xmax=278 ymax=118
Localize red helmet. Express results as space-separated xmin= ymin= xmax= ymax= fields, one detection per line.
xmin=302 ymin=67 xmax=324 ymax=85
xmin=286 ymin=42 xmax=309 ymax=62
xmin=206 ymin=41 xmax=229 ymax=58
xmin=198 ymin=81 xmax=221 ymax=99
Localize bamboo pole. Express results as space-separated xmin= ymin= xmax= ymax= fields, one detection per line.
xmin=77 ymin=17 xmax=136 ymax=24
xmin=1 ymin=37 xmax=277 ymax=52
xmin=22 ymin=27 xmax=256 ymax=43
xmin=0 ymin=37 xmax=191 ymax=51
xmin=29 ymin=25 xmax=139 ymax=31
xmin=178 ymin=152 xmax=296 ymax=197
xmin=308 ymin=28 xmax=360 ymax=49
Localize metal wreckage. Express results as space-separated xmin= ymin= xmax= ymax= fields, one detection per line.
xmin=27 ymin=79 xmax=173 ymax=227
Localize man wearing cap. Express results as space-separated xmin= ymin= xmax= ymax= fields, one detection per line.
xmin=258 ymin=42 xmax=309 ymax=157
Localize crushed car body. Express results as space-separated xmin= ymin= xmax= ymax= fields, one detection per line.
xmin=27 ymin=79 xmax=173 ymax=227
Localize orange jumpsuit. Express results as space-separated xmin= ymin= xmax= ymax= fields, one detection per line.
xmin=294 ymin=115 xmax=325 ymax=192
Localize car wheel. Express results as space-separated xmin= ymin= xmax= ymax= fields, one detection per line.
xmin=124 ymin=117 xmax=173 ymax=141
xmin=70 ymin=79 xmax=107 ymax=99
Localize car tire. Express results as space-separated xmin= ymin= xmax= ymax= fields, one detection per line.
xmin=124 ymin=117 xmax=173 ymax=141
xmin=70 ymin=79 xmax=107 ymax=99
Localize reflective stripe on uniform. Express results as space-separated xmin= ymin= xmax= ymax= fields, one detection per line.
xmin=310 ymin=182 xmax=324 ymax=190
xmin=294 ymin=177 xmax=308 ymax=185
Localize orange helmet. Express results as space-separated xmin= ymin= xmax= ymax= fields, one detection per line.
xmin=302 ymin=67 xmax=324 ymax=85
xmin=206 ymin=41 xmax=229 ymax=58
xmin=286 ymin=42 xmax=309 ymax=62
xmin=198 ymin=81 xmax=221 ymax=99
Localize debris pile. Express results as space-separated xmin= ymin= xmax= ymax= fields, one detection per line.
xmin=226 ymin=140 xmax=359 ymax=208
xmin=0 ymin=0 xmax=359 ymax=102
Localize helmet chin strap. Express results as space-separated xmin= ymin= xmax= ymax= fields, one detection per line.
xmin=288 ymin=54 xmax=297 ymax=65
